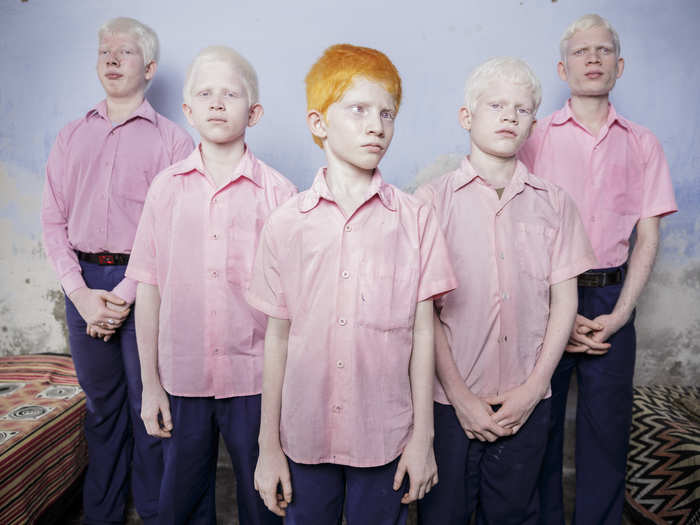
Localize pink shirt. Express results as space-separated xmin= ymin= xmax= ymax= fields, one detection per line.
xmin=126 ymin=146 xmax=296 ymax=398
xmin=41 ymin=99 xmax=194 ymax=302
xmin=247 ymin=168 xmax=457 ymax=467
xmin=416 ymin=158 xmax=596 ymax=401
xmin=519 ymin=101 xmax=677 ymax=268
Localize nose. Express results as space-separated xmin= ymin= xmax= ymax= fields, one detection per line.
xmin=366 ymin=111 xmax=384 ymax=136
xmin=106 ymin=53 xmax=119 ymax=67
xmin=501 ymin=107 xmax=517 ymax=123
xmin=586 ymin=50 xmax=602 ymax=64
xmin=210 ymin=95 xmax=225 ymax=110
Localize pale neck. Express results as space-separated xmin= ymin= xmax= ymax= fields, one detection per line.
xmin=569 ymin=95 xmax=611 ymax=134
xmin=200 ymin=139 xmax=246 ymax=188
xmin=106 ymin=93 xmax=145 ymax=124
xmin=468 ymin=148 xmax=517 ymax=189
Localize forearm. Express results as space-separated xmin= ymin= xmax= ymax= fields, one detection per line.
xmin=528 ymin=278 xmax=578 ymax=396
xmin=434 ymin=308 xmax=473 ymax=403
xmin=111 ymin=276 xmax=138 ymax=305
xmin=611 ymin=216 xmax=660 ymax=321
xmin=258 ymin=317 xmax=290 ymax=451
xmin=410 ymin=300 xmax=436 ymax=441
xmin=135 ymin=282 xmax=161 ymax=388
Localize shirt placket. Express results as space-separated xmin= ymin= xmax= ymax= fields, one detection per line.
xmin=493 ymin=197 xmax=509 ymax=396
xmin=103 ymin=125 xmax=120 ymax=246
xmin=208 ymin=189 xmax=227 ymax=396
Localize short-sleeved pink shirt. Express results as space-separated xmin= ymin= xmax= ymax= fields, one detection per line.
xmin=41 ymin=99 xmax=195 ymax=303
xmin=416 ymin=158 xmax=597 ymax=401
xmin=519 ymin=101 xmax=678 ymax=268
xmin=246 ymin=168 xmax=457 ymax=467
xmin=126 ymin=146 xmax=296 ymax=398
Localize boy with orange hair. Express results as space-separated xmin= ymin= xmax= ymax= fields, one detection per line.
xmin=247 ymin=44 xmax=457 ymax=524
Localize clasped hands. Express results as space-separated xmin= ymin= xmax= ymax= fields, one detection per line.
xmin=69 ymin=287 xmax=131 ymax=342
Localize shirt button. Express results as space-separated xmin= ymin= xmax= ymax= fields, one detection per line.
xmin=336 ymin=360 xmax=344 ymax=368
xmin=501 ymin=292 xmax=508 ymax=300
xmin=344 ymin=225 xmax=352 ymax=232
xmin=214 ymin=348 xmax=220 ymax=354
xmin=212 ymin=233 xmax=219 ymax=240
xmin=338 ymin=318 xmax=347 ymax=326
xmin=210 ymin=310 xmax=217 ymax=318
xmin=499 ymin=252 xmax=504 ymax=260
xmin=504 ymin=335 xmax=508 ymax=342
xmin=341 ymin=270 xmax=350 ymax=279
xmin=332 ymin=404 xmax=342 ymax=413
xmin=211 ymin=271 xmax=218 ymax=278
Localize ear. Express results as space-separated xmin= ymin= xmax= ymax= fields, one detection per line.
xmin=458 ymin=106 xmax=472 ymax=131
xmin=145 ymin=61 xmax=157 ymax=82
xmin=557 ymin=61 xmax=568 ymax=83
xmin=307 ymin=109 xmax=327 ymax=141
xmin=182 ymin=103 xmax=195 ymax=127
xmin=248 ymin=103 xmax=264 ymax=127
xmin=616 ymin=57 xmax=625 ymax=79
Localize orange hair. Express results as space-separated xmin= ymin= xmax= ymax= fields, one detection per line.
xmin=305 ymin=44 xmax=402 ymax=147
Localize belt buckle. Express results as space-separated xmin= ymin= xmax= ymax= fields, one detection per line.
xmin=98 ymin=254 xmax=115 ymax=265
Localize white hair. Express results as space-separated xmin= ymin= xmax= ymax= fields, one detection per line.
xmin=464 ymin=57 xmax=542 ymax=114
xmin=99 ymin=17 xmax=159 ymax=65
xmin=560 ymin=14 xmax=621 ymax=63
xmin=183 ymin=46 xmax=259 ymax=106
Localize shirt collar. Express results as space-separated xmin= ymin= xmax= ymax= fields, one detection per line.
xmin=552 ymin=99 xmax=628 ymax=130
xmin=298 ymin=167 xmax=397 ymax=213
xmin=87 ymin=98 xmax=157 ymax=125
xmin=171 ymin=144 xmax=263 ymax=187
xmin=452 ymin=156 xmax=548 ymax=192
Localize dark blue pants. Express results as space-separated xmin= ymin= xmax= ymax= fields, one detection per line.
xmin=158 ymin=394 xmax=280 ymax=525
xmin=419 ymin=399 xmax=551 ymax=525
xmin=538 ymin=269 xmax=635 ymax=525
xmin=65 ymin=260 xmax=162 ymax=524
xmin=285 ymin=457 xmax=408 ymax=525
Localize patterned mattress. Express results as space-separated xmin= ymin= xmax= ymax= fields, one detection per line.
xmin=626 ymin=385 xmax=700 ymax=525
xmin=0 ymin=354 xmax=87 ymax=524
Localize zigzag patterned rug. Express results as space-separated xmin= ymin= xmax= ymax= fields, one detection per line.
xmin=625 ymin=385 xmax=700 ymax=524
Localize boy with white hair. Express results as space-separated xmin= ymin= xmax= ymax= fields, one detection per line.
xmin=416 ymin=57 xmax=596 ymax=524
xmin=126 ymin=45 xmax=296 ymax=524
xmin=519 ymin=14 xmax=677 ymax=524
xmin=41 ymin=16 xmax=193 ymax=523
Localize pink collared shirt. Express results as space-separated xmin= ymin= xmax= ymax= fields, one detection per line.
xmin=41 ymin=99 xmax=194 ymax=303
xmin=247 ymin=168 xmax=457 ymax=467
xmin=126 ymin=146 xmax=296 ymax=398
xmin=519 ymin=101 xmax=677 ymax=268
xmin=416 ymin=158 xmax=596 ymax=401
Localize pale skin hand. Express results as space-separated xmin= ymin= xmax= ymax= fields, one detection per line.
xmin=255 ymin=317 xmax=292 ymax=517
xmin=485 ymin=277 xmax=578 ymax=433
xmin=393 ymin=300 xmax=439 ymax=503
xmin=135 ymin=283 xmax=172 ymax=438
xmin=69 ymin=286 xmax=130 ymax=342
xmin=433 ymin=309 xmax=510 ymax=442
xmin=566 ymin=217 xmax=660 ymax=355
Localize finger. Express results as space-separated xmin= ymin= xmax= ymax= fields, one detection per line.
xmin=571 ymin=331 xmax=610 ymax=350
xmin=576 ymin=315 xmax=602 ymax=331
xmin=566 ymin=342 xmax=590 ymax=353
xmin=161 ymin=402 xmax=173 ymax=431
xmin=100 ymin=291 xmax=127 ymax=306
xmin=585 ymin=347 xmax=609 ymax=356
xmin=404 ymin=477 xmax=420 ymax=504
xmin=393 ymin=462 xmax=406 ymax=491
xmin=482 ymin=395 xmax=502 ymax=406
xmin=466 ymin=430 xmax=476 ymax=440
xmin=511 ymin=424 xmax=521 ymax=434
xmin=418 ymin=482 xmax=427 ymax=500
xmin=281 ymin=471 xmax=293 ymax=503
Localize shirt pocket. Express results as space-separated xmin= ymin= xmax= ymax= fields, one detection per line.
xmin=355 ymin=262 xmax=417 ymax=331
xmin=514 ymin=222 xmax=555 ymax=281
xmin=227 ymin=218 xmax=263 ymax=289
xmin=114 ymin=168 xmax=151 ymax=204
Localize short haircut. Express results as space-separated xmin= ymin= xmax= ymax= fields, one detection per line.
xmin=98 ymin=17 xmax=159 ymax=66
xmin=183 ymin=46 xmax=259 ymax=106
xmin=560 ymin=14 xmax=621 ymax=63
xmin=305 ymin=43 xmax=402 ymax=147
xmin=464 ymin=57 xmax=542 ymax=114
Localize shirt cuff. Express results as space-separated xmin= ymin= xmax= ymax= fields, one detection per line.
xmin=112 ymin=277 xmax=137 ymax=305
xmin=245 ymin=290 xmax=289 ymax=320
xmin=550 ymin=255 xmax=598 ymax=285
xmin=61 ymin=271 xmax=87 ymax=297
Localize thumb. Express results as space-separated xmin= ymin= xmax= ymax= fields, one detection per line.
xmin=393 ymin=461 xmax=406 ymax=491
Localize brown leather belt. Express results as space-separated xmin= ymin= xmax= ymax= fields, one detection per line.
xmin=76 ymin=251 xmax=130 ymax=266
xmin=577 ymin=268 xmax=623 ymax=287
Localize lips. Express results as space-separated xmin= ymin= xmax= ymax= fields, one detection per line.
xmin=362 ymin=144 xmax=384 ymax=153
xmin=105 ymin=73 xmax=122 ymax=80
xmin=496 ymin=129 xmax=517 ymax=138
xmin=585 ymin=71 xmax=603 ymax=79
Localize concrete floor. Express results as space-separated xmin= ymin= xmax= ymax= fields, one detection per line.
xmin=61 ymin=379 xmax=637 ymax=524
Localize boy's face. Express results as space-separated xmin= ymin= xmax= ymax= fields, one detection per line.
xmin=558 ymin=25 xmax=624 ymax=97
xmin=459 ymin=79 xmax=536 ymax=160
xmin=97 ymin=32 xmax=154 ymax=100
xmin=182 ymin=60 xmax=262 ymax=146
xmin=308 ymin=76 xmax=396 ymax=172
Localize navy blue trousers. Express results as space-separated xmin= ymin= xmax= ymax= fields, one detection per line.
xmin=65 ymin=260 xmax=162 ymax=524
xmin=419 ymin=399 xmax=551 ymax=525
xmin=285 ymin=457 xmax=408 ymax=525
xmin=538 ymin=268 xmax=635 ymax=525
xmin=158 ymin=394 xmax=280 ymax=525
